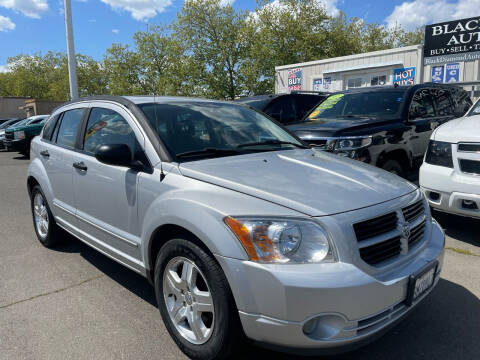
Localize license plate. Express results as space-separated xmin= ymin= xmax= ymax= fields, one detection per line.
xmin=406 ymin=261 xmax=438 ymax=306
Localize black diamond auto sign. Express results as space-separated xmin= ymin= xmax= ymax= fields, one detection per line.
xmin=424 ymin=16 xmax=480 ymax=65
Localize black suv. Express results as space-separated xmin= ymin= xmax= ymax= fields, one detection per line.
xmin=288 ymin=84 xmax=472 ymax=176
xmin=235 ymin=92 xmax=328 ymax=124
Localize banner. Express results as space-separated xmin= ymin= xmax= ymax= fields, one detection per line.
xmin=431 ymin=65 xmax=445 ymax=83
xmin=445 ymin=63 xmax=460 ymax=83
xmin=393 ymin=67 xmax=416 ymax=85
xmin=288 ymin=68 xmax=302 ymax=90
xmin=424 ymin=16 xmax=480 ymax=65
xmin=313 ymin=78 xmax=323 ymax=91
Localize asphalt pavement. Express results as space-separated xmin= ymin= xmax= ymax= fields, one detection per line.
xmin=0 ymin=151 xmax=479 ymax=360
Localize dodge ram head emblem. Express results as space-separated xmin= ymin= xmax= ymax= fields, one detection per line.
xmin=399 ymin=222 xmax=410 ymax=255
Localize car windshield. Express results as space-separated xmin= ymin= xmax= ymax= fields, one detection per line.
xmin=139 ymin=102 xmax=305 ymax=161
xmin=9 ymin=119 xmax=28 ymax=128
xmin=467 ymin=99 xmax=480 ymax=116
xmin=0 ymin=119 xmax=20 ymax=130
xmin=305 ymin=90 xmax=406 ymax=121
xmin=27 ymin=116 xmax=47 ymax=125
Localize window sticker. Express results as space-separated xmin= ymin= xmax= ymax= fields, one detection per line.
xmin=315 ymin=94 xmax=344 ymax=111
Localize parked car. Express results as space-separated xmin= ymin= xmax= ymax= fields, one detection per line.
xmin=0 ymin=118 xmax=24 ymax=150
xmin=420 ymin=113 xmax=480 ymax=218
xmin=288 ymin=84 xmax=472 ymax=176
xmin=465 ymin=96 xmax=480 ymax=116
xmin=235 ymin=91 xmax=328 ymax=125
xmin=4 ymin=115 xmax=49 ymax=156
xmin=28 ymin=96 xmax=444 ymax=360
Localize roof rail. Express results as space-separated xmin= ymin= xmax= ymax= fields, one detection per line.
xmin=289 ymin=90 xmax=330 ymax=95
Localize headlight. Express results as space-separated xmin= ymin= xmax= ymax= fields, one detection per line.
xmin=333 ymin=136 xmax=372 ymax=152
xmin=224 ymin=217 xmax=335 ymax=264
xmin=14 ymin=131 xmax=25 ymax=140
xmin=425 ymin=140 xmax=453 ymax=168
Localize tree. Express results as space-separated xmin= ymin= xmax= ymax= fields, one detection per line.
xmin=174 ymin=0 xmax=250 ymax=100
xmin=103 ymin=44 xmax=143 ymax=95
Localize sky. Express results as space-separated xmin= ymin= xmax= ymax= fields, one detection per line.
xmin=0 ymin=0 xmax=479 ymax=71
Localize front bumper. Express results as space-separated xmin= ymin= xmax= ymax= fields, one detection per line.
xmin=216 ymin=220 xmax=445 ymax=353
xmin=420 ymin=162 xmax=480 ymax=218
xmin=4 ymin=138 xmax=27 ymax=152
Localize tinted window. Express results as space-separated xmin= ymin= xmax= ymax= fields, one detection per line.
xmin=409 ymin=89 xmax=435 ymax=120
xmin=235 ymin=97 xmax=273 ymax=111
xmin=451 ymin=87 xmax=473 ymax=116
xmin=264 ymin=96 xmax=297 ymax=124
xmin=294 ymin=95 xmax=325 ymax=120
xmin=83 ymin=108 xmax=137 ymax=155
xmin=431 ymin=88 xmax=454 ymax=116
xmin=42 ymin=115 xmax=59 ymax=140
xmin=56 ymin=109 xmax=84 ymax=149
xmin=307 ymin=90 xmax=405 ymax=121
xmin=139 ymin=102 xmax=301 ymax=160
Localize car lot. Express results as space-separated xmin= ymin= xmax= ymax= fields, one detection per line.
xmin=0 ymin=150 xmax=479 ymax=360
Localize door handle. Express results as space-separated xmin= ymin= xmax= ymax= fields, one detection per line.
xmin=73 ymin=161 xmax=88 ymax=172
xmin=40 ymin=150 xmax=50 ymax=158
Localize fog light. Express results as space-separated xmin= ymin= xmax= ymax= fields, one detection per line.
xmin=302 ymin=314 xmax=346 ymax=340
xmin=462 ymin=200 xmax=478 ymax=210
xmin=428 ymin=191 xmax=440 ymax=201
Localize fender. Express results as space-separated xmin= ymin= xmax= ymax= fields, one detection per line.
xmin=27 ymin=145 xmax=55 ymax=211
xmin=140 ymin=196 xmax=250 ymax=271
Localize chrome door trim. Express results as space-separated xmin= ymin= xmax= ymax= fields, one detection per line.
xmin=76 ymin=214 xmax=139 ymax=248
xmin=54 ymin=202 xmax=138 ymax=248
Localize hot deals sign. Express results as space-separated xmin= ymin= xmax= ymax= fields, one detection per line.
xmin=393 ymin=67 xmax=416 ymax=85
xmin=288 ymin=68 xmax=302 ymax=90
xmin=424 ymin=16 xmax=480 ymax=65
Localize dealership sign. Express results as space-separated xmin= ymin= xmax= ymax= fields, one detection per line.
xmin=424 ymin=16 xmax=480 ymax=65
xmin=288 ymin=68 xmax=302 ymax=90
xmin=393 ymin=67 xmax=416 ymax=85
xmin=431 ymin=65 xmax=444 ymax=83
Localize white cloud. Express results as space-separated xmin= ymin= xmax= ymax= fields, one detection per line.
xmin=385 ymin=0 xmax=480 ymax=30
xmin=0 ymin=14 xmax=14 ymax=31
xmin=0 ymin=0 xmax=49 ymax=19
xmin=100 ymin=0 xmax=173 ymax=21
xmin=112 ymin=28 xmax=119 ymax=34
xmin=0 ymin=63 xmax=11 ymax=72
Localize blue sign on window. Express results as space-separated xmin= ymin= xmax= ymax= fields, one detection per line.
xmin=431 ymin=66 xmax=444 ymax=83
xmin=445 ymin=63 xmax=460 ymax=83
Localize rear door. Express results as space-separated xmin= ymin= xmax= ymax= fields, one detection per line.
xmin=37 ymin=107 xmax=86 ymax=228
xmin=70 ymin=103 xmax=148 ymax=268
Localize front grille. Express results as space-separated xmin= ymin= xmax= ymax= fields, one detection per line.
xmin=409 ymin=220 xmax=426 ymax=247
xmin=359 ymin=236 xmax=402 ymax=265
xmin=459 ymin=159 xmax=480 ymax=175
xmin=354 ymin=200 xmax=427 ymax=266
xmin=353 ymin=212 xmax=397 ymax=241
xmin=458 ymin=143 xmax=480 ymax=152
xmin=402 ymin=200 xmax=424 ymax=222
xmin=5 ymin=132 xmax=13 ymax=140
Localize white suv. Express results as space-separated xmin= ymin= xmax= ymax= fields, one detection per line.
xmin=420 ymin=112 xmax=480 ymax=218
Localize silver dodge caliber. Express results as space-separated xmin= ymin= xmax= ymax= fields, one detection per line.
xmin=28 ymin=96 xmax=445 ymax=359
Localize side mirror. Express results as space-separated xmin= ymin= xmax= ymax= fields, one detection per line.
xmin=95 ymin=144 xmax=142 ymax=170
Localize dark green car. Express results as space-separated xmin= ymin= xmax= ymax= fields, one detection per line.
xmin=4 ymin=115 xmax=50 ymax=156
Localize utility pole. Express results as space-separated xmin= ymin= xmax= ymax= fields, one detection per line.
xmin=64 ymin=0 xmax=79 ymax=100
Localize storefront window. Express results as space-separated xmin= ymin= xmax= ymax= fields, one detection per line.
xmin=347 ymin=78 xmax=363 ymax=88
xmin=371 ymin=75 xmax=387 ymax=86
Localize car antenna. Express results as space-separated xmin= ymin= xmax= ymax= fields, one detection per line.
xmin=153 ymin=92 xmax=166 ymax=182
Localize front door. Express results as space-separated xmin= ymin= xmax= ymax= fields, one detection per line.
xmin=71 ymin=105 xmax=146 ymax=269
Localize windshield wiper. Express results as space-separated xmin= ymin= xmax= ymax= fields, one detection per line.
xmin=176 ymin=148 xmax=242 ymax=159
xmin=237 ymin=140 xmax=308 ymax=149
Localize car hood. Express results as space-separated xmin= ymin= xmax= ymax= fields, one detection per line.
xmin=288 ymin=117 xmax=396 ymax=137
xmin=433 ymin=115 xmax=480 ymax=143
xmin=179 ymin=149 xmax=417 ymax=216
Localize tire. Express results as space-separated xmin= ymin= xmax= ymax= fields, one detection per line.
xmin=30 ymin=185 xmax=62 ymax=248
xmin=382 ymin=159 xmax=404 ymax=177
xmin=154 ymin=238 xmax=242 ymax=360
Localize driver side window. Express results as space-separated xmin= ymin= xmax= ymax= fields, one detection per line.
xmin=409 ymin=89 xmax=435 ymax=120
xmin=83 ymin=107 xmax=138 ymax=156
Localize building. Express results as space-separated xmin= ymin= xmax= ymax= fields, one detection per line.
xmin=0 ymin=97 xmax=63 ymax=118
xmin=275 ymin=16 xmax=480 ymax=98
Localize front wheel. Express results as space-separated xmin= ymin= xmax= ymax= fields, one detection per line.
xmin=382 ymin=159 xmax=404 ymax=177
xmin=154 ymin=238 xmax=243 ymax=360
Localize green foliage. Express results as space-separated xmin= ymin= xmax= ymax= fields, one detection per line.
xmin=0 ymin=0 xmax=426 ymax=100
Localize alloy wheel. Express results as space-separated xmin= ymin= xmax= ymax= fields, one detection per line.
xmin=33 ymin=192 xmax=49 ymax=239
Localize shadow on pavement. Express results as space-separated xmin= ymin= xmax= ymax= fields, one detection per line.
xmin=52 ymin=233 xmax=480 ymax=360
xmin=433 ymin=211 xmax=480 ymax=248
xmin=13 ymin=154 xmax=29 ymax=160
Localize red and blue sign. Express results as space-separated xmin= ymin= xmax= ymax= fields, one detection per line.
xmin=288 ymin=68 xmax=303 ymax=90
